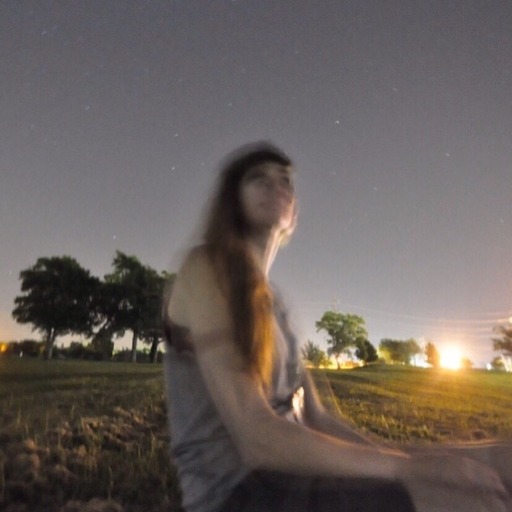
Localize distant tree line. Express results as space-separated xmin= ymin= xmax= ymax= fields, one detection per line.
xmin=10 ymin=252 xmax=174 ymax=362
xmin=0 ymin=339 xmax=164 ymax=363
xmin=310 ymin=310 xmax=428 ymax=369
xmin=304 ymin=309 xmax=511 ymax=371
xmin=10 ymin=255 xmax=511 ymax=370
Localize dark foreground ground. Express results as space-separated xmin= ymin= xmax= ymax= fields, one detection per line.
xmin=1 ymin=359 xmax=511 ymax=511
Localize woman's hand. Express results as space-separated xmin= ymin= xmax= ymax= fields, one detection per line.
xmin=400 ymin=454 xmax=511 ymax=512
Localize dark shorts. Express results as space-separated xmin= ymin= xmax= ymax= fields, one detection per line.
xmin=218 ymin=471 xmax=416 ymax=512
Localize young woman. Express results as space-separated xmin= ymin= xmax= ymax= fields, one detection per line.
xmin=163 ymin=142 xmax=509 ymax=512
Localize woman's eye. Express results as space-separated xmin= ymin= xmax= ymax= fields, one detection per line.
xmin=281 ymin=176 xmax=293 ymax=189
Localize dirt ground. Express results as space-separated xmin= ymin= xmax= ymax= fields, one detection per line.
xmin=0 ymin=406 xmax=180 ymax=512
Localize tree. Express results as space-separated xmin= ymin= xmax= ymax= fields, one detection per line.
xmin=12 ymin=256 xmax=98 ymax=359
xmin=139 ymin=270 xmax=175 ymax=363
xmin=90 ymin=280 xmax=126 ymax=359
xmin=425 ymin=341 xmax=441 ymax=368
xmin=0 ymin=339 xmax=41 ymax=358
xmin=379 ymin=338 xmax=421 ymax=365
xmin=105 ymin=251 xmax=148 ymax=362
xmin=492 ymin=325 xmax=512 ymax=372
xmin=300 ymin=340 xmax=330 ymax=368
xmin=315 ymin=311 xmax=368 ymax=369
xmin=355 ymin=339 xmax=378 ymax=364
xmin=89 ymin=330 xmax=115 ymax=360
xmin=489 ymin=356 xmax=506 ymax=371
xmin=103 ymin=251 xmax=168 ymax=362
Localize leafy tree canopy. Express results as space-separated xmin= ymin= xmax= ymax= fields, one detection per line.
xmin=425 ymin=341 xmax=441 ymax=368
xmin=12 ymin=256 xmax=99 ymax=359
xmin=315 ymin=311 xmax=368 ymax=368
xmin=101 ymin=251 xmax=171 ymax=362
xmin=355 ymin=339 xmax=378 ymax=364
xmin=301 ymin=340 xmax=330 ymax=368
xmin=492 ymin=325 xmax=512 ymax=356
xmin=379 ymin=338 xmax=421 ymax=365
xmin=490 ymin=356 xmax=506 ymax=371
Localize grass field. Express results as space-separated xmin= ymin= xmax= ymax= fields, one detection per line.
xmin=312 ymin=365 xmax=512 ymax=444
xmin=1 ymin=359 xmax=511 ymax=511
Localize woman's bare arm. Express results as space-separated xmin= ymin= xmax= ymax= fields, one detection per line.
xmin=301 ymin=369 xmax=381 ymax=447
xmin=168 ymin=249 xmax=402 ymax=478
xmin=193 ymin=329 xmax=404 ymax=478
xmin=167 ymin=249 xmax=508 ymax=507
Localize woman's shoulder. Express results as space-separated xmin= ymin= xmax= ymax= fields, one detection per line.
xmin=175 ymin=245 xmax=218 ymax=291
xmin=181 ymin=244 xmax=210 ymax=271
xmin=168 ymin=245 xmax=230 ymax=332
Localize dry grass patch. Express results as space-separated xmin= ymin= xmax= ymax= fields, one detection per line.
xmin=0 ymin=359 xmax=181 ymax=512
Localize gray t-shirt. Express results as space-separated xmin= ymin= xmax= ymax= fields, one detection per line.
xmin=163 ymin=291 xmax=304 ymax=512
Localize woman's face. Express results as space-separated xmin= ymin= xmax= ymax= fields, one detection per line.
xmin=239 ymin=162 xmax=296 ymax=234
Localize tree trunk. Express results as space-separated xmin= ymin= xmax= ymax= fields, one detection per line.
xmin=130 ymin=331 xmax=138 ymax=362
xmin=149 ymin=336 xmax=159 ymax=363
xmin=44 ymin=329 xmax=56 ymax=360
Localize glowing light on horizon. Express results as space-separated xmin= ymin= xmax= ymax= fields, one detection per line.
xmin=440 ymin=347 xmax=462 ymax=370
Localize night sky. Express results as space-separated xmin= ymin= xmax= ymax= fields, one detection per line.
xmin=1 ymin=1 xmax=511 ymax=367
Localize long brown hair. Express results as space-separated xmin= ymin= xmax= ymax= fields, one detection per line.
xmin=204 ymin=142 xmax=293 ymax=387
